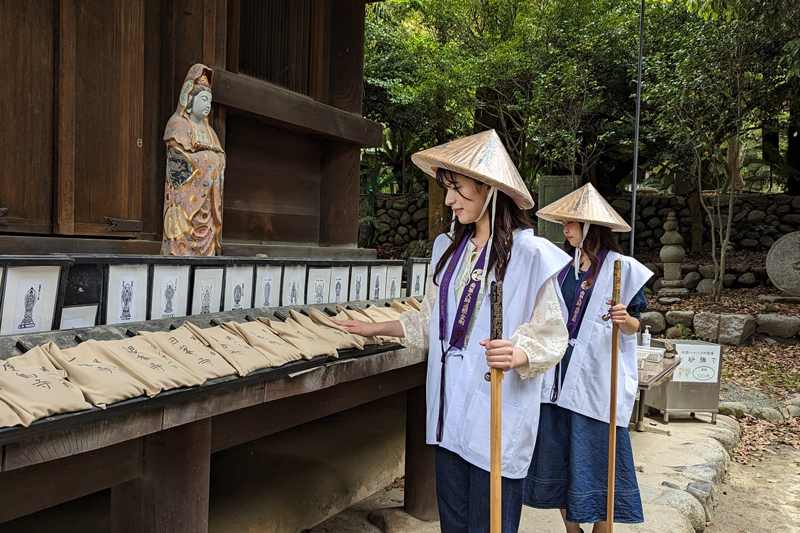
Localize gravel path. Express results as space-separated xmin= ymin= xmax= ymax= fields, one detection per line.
xmin=719 ymin=379 xmax=783 ymax=410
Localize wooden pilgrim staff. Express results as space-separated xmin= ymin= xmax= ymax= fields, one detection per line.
xmin=488 ymin=280 xmax=504 ymax=533
xmin=605 ymin=259 xmax=623 ymax=531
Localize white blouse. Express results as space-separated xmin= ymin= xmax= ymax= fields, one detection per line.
xmin=398 ymin=242 xmax=567 ymax=379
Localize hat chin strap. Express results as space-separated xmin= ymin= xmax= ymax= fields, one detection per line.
xmin=481 ymin=188 xmax=497 ymax=283
xmin=574 ymin=222 xmax=591 ymax=280
xmin=450 ymin=185 xmax=496 ymax=236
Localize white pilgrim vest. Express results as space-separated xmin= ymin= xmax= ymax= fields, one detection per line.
xmin=541 ymin=252 xmax=652 ymax=427
xmin=425 ymin=229 xmax=570 ymax=479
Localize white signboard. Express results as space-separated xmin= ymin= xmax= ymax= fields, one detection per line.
xmin=672 ymin=343 xmax=722 ymax=383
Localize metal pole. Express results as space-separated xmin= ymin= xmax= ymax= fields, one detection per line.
xmin=630 ymin=0 xmax=645 ymax=256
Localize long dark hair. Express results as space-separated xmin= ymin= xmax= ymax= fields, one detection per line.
xmin=433 ymin=169 xmax=532 ymax=284
xmin=563 ymin=223 xmax=625 ymax=287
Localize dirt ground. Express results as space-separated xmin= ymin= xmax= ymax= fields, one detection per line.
xmin=709 ymin=445 xmax=800 ymax=532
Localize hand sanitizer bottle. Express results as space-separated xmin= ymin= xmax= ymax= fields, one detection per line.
xmin=642 ymin=325 xmax=651 ymax=348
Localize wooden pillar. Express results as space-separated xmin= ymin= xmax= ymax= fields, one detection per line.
xmin=320 ymin=141 xmax=360 ymax=247
xmin=111 ymin=419 xmax=212 ymax=533
xmin=429 ymin=182 xmax=448 ymax=241
xmin=404 ymin=385 xmax=439 ymax=521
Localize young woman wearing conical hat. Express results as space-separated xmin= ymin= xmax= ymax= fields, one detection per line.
xmin=334 ymin=129 xmax=570 ymax=532
xmin=523 ymin=183 xmax=652 ymax=532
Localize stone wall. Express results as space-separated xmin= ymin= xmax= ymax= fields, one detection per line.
xmin=644 ymin=262 xmax=770 ymax=292
xmin=373 ymin=195 xmax=430 ymax=245
xmin=609 ymin=192 xmax=800 ymax=253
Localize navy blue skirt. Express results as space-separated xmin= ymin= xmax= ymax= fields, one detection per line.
xmin=523 ymin=403 xmax=644 ymax=524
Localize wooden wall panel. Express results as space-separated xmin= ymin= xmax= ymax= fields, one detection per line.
xmin=223 ymin=112 xmax=321 ymax=244
xmin=71 ymin=0 xmax=144 ymax=234
xmin=319 ymin=141 xmax=359 ymax=246
xmin=328 ymin=0 xmax=365 ymax=114
xmin=0 ymin=1 xmax=56 ymax=234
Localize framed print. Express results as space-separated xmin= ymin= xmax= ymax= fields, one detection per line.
xmin=282 ymin=265 xmax=306 ymax=306
xmin=150 ymin=265 xmax=190 ymax=320
xmin=224 ymin=265 xmax=255 ymax=311
xmin=191 ymin=267 xmax=224 ymax=315
xmin=386 ymin=265 xmax=403 ymax=299
xmin=409 ymin=262 xmax=427 ymax=297
xmin=256 ymin=265 xmax=282 ymax=308
xmin=107 ymin=265 xmax=149 ymax=324
xmin=0 ymin=265 xmax=62 ymax=335
xmin=60 ymin=304 xmax=99 ymax=329
xmin=370 ymin=265 xmax=387 ymax=300
xmin=307 ymin=268 xmax=332 ymax=305
xmin=349 ymin=266 xmax=368 ymax=302
xmin=328 ymin=266 xmax=349 ymax=304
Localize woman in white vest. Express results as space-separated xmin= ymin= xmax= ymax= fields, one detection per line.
xmin=523 ymin=183 xmax=652 ymax=532
xmin=334 ymin=130 xmax=570 ymax=532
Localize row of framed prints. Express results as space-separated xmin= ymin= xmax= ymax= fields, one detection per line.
xmin=0 ymin=256 xmax=431 ymax=337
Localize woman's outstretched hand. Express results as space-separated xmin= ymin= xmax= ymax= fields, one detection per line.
xmin=331 ymin=319 xmax=378 ymax=337
xmin=481 ymin=338 xmax=528 ymax=371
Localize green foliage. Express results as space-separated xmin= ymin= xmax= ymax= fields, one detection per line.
xmin=363 ymin=0 xmax=799 ymax=201
xmin=675 ymin=323 xmax=696 ymax=340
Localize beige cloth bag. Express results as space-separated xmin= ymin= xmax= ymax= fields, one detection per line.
xmin=72 ymin=338 xmax=203 ymax=397
xmin=289 ymin=309 xmax=364 ymax=351
xmin=139 ymin=326 xmax=237 ymax=381
xmin=0 ymin=398 xmax=24 ymax=429
xmin=46 ymin=343 xmax=151 ymax=408
xmin=184 ymin=322 xmax=275 ymax=375
xmin=220 ymin=321 xmax=304 ymax=367
xmin=0 ymin=345 xmax=92 ymax=426
xmin=334 ymin=306 xmax=383 ymax=345
xmin=391 ymin=299 xmax=414 ymax=314
xmin=406 ymin=297 xmax=422 ymax=311
xmin=258 ymin=318 xmax=338 ymax=359
xmin=309 ymin=307 xmax=369 ymax=348
xmin=356 ymin=306 xmax=402 ymax=343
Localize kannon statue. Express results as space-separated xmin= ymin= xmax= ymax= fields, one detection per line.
xmin=160 ymin=64 xmax=226 ymax=256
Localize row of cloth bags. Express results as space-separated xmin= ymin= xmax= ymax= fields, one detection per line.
xmin=256 ymin=317 xmax=338 ymax=358
xmin=0 ymin=345 xmax=91 ymax=427
xmin=183 ymin=322 xmax=279 ymax=375
xmin=218 ymin=320 xmax=304 ymax=367
xmin=139 ymin=325 xmax=237 ymax=380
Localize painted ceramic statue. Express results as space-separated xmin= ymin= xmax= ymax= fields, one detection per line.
xmin=160 ymin=64 xmax=226 ymax=256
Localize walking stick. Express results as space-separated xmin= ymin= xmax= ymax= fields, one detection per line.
xmin=489 ymin=281 xmax=504 ymax=533
xmin=606 ymin=259 xmax=622 ymax=532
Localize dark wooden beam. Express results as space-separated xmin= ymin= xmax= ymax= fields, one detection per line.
xmin=403 ymin=385 xmax=439 ymax=521
xmin=210 ymin=363 xmax=426 ymax=452
xmin=0 ymin=439 xmax=142 ymax=524
xmin=212 ymin=69 xmax=382 ymax=147
xmin=111 ymin=419 xmax=211 ymax=533
xmin=55 ymin=0 xmax=77 ymax=235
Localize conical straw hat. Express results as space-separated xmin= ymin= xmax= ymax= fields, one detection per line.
xmin=411 ymin=129 xmax=534 ymax=209
xmin=536 ymin=182 xmax=631 ymax=232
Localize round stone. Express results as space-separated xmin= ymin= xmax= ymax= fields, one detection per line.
xmin=659 ymin=244 xmax=685 ymax=263
xmin=766 ymin=232 xmax=800 ymax=296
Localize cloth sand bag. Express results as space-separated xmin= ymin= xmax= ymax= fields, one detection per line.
xmin=184 ymin=322 xmax=275 ymax=375
xmin=139 ymin=326 xmax=237 ymax=381
xmin=219 ymin=320 xmax=304 ymax=367
xmin=334 ymin=306 xmax=383 ymax=346
xmin=89 ymin=337 xmax=204 ymax=397
xmin=406 ymin=296 xmax=422 ymax=311
xmin=289 ymin=309 xmax=364 ymax=351
xmin=390 ymin=299 xmax=414 ymax=314
xmin=0 ymin=398 xmax=24 ymax=429
xmin=258 ymin=318 xmax=337 ymax=359
xmin=46 ymin=343 xmax=151 ymax=408
xmin=308 ymin=307 xmax=367 ymax=349
xmin=356 ymin=306 xmax=402 ymax=343
xmin=0 ymin=345 xmax=92 ymax=426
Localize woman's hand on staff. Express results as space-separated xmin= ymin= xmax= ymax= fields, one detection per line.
xmin=604 ymin=301 xmax=640 ymax=336
xmin=481 ymin=339 xmax=528 ymax=371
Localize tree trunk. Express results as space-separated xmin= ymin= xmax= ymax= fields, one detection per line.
xmin=787 ymin=98 xmax=800 ymax=194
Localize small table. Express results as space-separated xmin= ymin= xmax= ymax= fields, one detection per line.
xmin=635 ymin=357 xmax=681 ymax=433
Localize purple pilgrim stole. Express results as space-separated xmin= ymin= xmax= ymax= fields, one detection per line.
xmin=435 ymin=232 xmax=490 ymax=442
xmin=550 ymin=249 xmax=608 ymax=402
